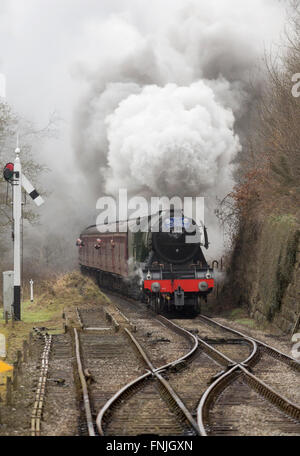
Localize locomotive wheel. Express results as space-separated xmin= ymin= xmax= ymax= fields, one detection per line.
xmin=161 ymin=296 xmax=167 ymax=314
xmin=151 ymin=295 xmax=160 ymax=313
xmin=154 ymin=296 xmax=158 ymax=313
xmin=193 ymin=296 xmax=201 ymax=316
xmin=197 ymin=296 xmax=202 ymax=315
xmin=156 ymin=296 xmax=161 ymax=314
xmin=146 ymin=296 xmax=151 ymax=309
xmin=150 ymin=295 xmax=156 ymax=312
xmin=166 ymin=299 xmax=171 ymax=313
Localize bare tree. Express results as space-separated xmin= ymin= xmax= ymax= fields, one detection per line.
xmin=0 ymin=101 xmax=59 ymax=276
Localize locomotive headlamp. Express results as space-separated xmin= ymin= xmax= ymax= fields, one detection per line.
xmin=199 ymin=281 xmax=208 ymax=292
xmin=206 ymin=270 xmax=211 ymax=279
xmin=151 ymin=282 xmax=161 ymax=293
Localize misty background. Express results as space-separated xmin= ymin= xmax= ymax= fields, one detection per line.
xmin=0 ymin=0 xmax=289 ymax=274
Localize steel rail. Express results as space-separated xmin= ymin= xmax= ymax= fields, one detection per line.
xmin=73 ymin=328 xmax=95 ymax=436
xmin=196 ymin=336 xmax=241 ymax=367
xmin=197 ymin=363 xmax=300 ymax=436
xmin=76 ymin=307 xmax=84 ymax=330
xmin=196 ymin=335 xmax=258 ymax=369
xmin=124 ymin=328 xmax=199 ymax=434
xmin=197 ymin=364 xmax=241 ymax=436
xmin=96 ymin=315 xmax=200 ymax=436
xmin=93 ymin=293 xmax=299 ymax=437
xmin=125 ymin=328 xmax=156 ymax=371
xmin=239 ymin=365 xmax=300 ymax=421
xmin=199 ymin=314 xmax=300 ymax=371
xmin=162 ymin=318 xmax=300 ymax=435
xmin=153 ymin=315 xmax=199 ymax=372
xmin=95 ymin=298 xmax=256 ymax=437
xmin=104 ymin=297 xmax=256 ymax=370
xmin=193 ymin=337 xmax=259 ymax=435
xmin=31 ymin=332 xmax=52 ymax=436
xmin=96 ymin=372 xmax=152 ymax=436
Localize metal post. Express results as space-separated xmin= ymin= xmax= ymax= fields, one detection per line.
xmin=13 ymin=362 xmax=18 ymax=390
xmin=30 ymin=279 xmax=34 ymax=302
xmin=13 ymin=147 xmax=22 ymax=321
xmin=6 ymin=377 xmax=12 ymax=406
xmin=23 ymin=340 xmax=28 ymax=363
xmin=3 ymin=271 xmax=14 ymax=319
xmin=4 ymin=145 xmax=44 ymax=321
xmin=28 ymin=332 xmax=33 ymax=357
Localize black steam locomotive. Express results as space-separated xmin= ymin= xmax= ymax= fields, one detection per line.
xmin=78 ymin=211 xmax=214 ymax=315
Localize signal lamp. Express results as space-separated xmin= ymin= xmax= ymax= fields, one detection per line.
xmin=3 ymin=162 xmax=14 ymax=181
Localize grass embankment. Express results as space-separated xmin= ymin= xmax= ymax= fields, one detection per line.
xmin=0 ymin=272 xmax=109 ymax=364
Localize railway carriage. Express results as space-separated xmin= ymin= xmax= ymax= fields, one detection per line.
xmin=77 ymin=211 xmax=214 ymax=315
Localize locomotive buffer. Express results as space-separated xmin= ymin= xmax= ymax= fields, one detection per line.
xmin=3 ymin=146 xmax=44 ymax=320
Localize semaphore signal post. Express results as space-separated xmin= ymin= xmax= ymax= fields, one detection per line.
xmin=3 ymin=146 xmax=44 ymax=320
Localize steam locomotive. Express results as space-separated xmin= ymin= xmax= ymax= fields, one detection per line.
xmin=77 ymin=211 xmax=214 ymax=315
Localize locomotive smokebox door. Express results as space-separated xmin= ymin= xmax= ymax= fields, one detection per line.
xmin=174 ymin=287 xmax=184 ymax=307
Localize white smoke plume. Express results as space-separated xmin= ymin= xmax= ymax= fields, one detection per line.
xmin=105 ymin=80 xmax=241 ymax=198
xmin=71 ymin=0 xmax=286 ymax=258
xmin=73 ymin=0 xmax=286 ymax=204
xmin=0 ymin=0 xmax=288 ymax=270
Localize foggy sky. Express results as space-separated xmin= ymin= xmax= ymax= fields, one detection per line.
xmin=0 ymin=0 xmax=289 ymax=261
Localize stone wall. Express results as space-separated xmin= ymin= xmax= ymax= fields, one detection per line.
xmin=225 ymin=214 xmax=300 ymax=334
xmin=272 ymin=235 xmax=300 ymax=333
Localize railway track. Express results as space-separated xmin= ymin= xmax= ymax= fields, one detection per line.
xmin=190 ymin=315 xmax=300 ymax=404
xmin=97 ymin=322 xmax=199 ymax=436
xmin=41 ymin=332 xmax=78 ymax=436
xmin=74 ymin=308 xmax=146 ymax=435
xmin=198 ymin=314 xmax=300 ymax=372
xmin=106 ymin=293 xmax=192 ymax=368
xmin=31 ymin=330 xmax=52 ymax=436
xmin=106 ymin=297 xmax=300 ymax=436
xmin=73 ymin=297 xmax=300 ymax=436
xmin=174 ymin=315 xmax=300 ymax=401
xmin=153 ymin=314 xmax=300 ymax=436
xmin=198 ymin=361 xmax=300 ymax=436
xmin=177 ymin=314 xmax=300 ymax=435
xmin=202 ymin=373 xmax=300 ymax=436
xmin=76 ymin=305 xmax=200 ymax=435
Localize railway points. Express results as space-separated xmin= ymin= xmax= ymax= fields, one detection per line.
xmin=64 ymin=293 xmax=300 ymax=437
xmin=0 ymin=274 xmax=299 ymax=437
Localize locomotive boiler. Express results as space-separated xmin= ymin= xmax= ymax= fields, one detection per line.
xmin=77 ymin=211 xmax=214 ymax=315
